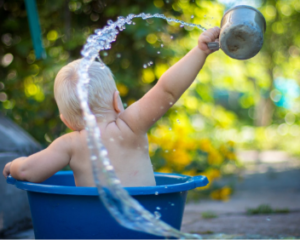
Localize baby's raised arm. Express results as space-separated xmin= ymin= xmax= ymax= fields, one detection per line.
xmin=119 ymin=27 xmax=220 ymax=133
xmin=3 ymin=134 xmax=73 ymax=182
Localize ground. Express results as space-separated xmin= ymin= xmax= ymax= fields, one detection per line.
xmin=181 ymin=150 xmax=300 ymax=239
xmin=5 ymin=150 xmax=300 ymax=239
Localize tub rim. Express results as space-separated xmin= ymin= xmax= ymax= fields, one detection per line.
xmin=7 ymin=171 xmax=208 ymax=196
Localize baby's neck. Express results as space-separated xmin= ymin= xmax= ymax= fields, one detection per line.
xmin=96 ymin=111 xmax=118 ymax=125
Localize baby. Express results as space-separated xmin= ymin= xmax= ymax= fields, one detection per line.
xmin=3 ymin=27 xmax=220 ymax=187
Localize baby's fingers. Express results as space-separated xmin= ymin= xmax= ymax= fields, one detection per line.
xmin=199 ymin=27 xmax=220 ymax=43
xmin=3 ymin=162 xmax=11 ymax=178
xmin=211 ymin=27 xmax=220 ymax=40
xmin=205 ymin=27 xmax=220 ymax=41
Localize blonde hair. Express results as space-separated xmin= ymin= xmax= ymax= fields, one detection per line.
xmin=54 ymin=59 xmax=117 ymax=130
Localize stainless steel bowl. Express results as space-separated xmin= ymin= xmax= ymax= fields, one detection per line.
xmin=208 ymin=5 xmax=266 ymax=60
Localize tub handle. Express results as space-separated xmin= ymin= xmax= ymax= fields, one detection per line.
xmin=6 ymin=175 xmax=16 ymax=185
xmin=192 ymin=175 xmax=209 ymax=188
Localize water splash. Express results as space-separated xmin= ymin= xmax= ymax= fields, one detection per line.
xmin=154 ymin=211 xmax=162 ymax=219
xmin=77 ymin=13 xmax=205 ymax=239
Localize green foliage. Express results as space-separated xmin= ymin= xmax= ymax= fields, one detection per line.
xmin=201 ymin=211 xmax=218 ymax=219
xmin=0 ymin=0 xmax=217 ymax=143
xmin=0 ymin=0 xmax=190 ymax=145
xmin=247 ymin=204 xmax=290 ymax=215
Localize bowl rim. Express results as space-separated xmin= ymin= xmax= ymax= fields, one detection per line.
xmin=9 ymin=171 xmax=208 ymax=196
xmin=221 ymin=5 xmax=266 ymax=32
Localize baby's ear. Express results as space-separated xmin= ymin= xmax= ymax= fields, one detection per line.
xmin=60 ymin=114 xmax=76 ymax=131
xmin=113 ymin=91 xmax=122 ymax=114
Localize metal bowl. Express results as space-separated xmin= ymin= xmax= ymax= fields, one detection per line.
xmin=220 ymin=5 xmax=266 ymax=60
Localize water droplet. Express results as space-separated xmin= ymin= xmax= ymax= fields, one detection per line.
xmin=156 ymin=206 xmax=161 ymax=210
xmin=157 ymin=51 xmax=160 ymax=54
xmin=191 ymin=15 xmax=194 ymax=19
xmin=143 ymin=64 xmax=147 ymax=68
xmin=106 ymin=165 xmax=113 ymax=170
xmin=116 ymin=53 xmax=121 ymax=58
xmin=180 ymin=24 xmax=184 ymax=28
xmin=169 ymin=102 xmax=173 ymax=105
xmin=110 ymin=138 xmax=114 ymax=142
xmin=123 ymin=103 xmax=127 ymax=108
xmin=177 ymin=119 xmax=180 ymax=124
xmin=150 ymin=61 xmax=153 ymax=65
xmin=99 ymin=62 xmax=105 ymax=69
xmin=113 ymin=179 xmax=121 ymax=184
xmin=204 ymin=15 xmax=207 ymax=17
xmin=117 ymin=16 xmax=125 ymax=21
xmin=104 ymin=43 xmax=111 ymax=50
xmin=103 ymin=52 xmax=108 ymax=56
xmin=91 ymin=155 xmax=97 ymax=161
xmin=175 ymin=110 xmax=177 ymax=113
xmin=173 ymin=149 xmax=176 ymax=152
xmin=165 ymin=186 xmax=168 ymax=189
xmin=171 ymin=203 xmax=175 ymax=206
xmin=170 ymin=35 xmax=173 ymax=39
xmin=169 ymin=128 xmax=172 ymax=131
xmin=165 ymin=150 xmax=169 ymax=153
xmin=161 ymin=44 xmax=164 ymax=47
xmin=100 ymin=149 xmax=108 ymax=157
xmin=155 ymin=191 xmax=159 ymax=195
xmin=266 ymin=218 xmax=271 ymax=221
xmin=133 ymin=22 xmax=136 ymax=25
xmin=154 ymin=211 xmax=161 ymax=219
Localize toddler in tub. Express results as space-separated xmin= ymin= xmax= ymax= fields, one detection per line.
xmin=3 ymin=27 xmax=220 ymax=187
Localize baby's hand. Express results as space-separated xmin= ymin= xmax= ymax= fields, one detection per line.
xmin=198 ymin=27 xmax=220 ymax=55
xmin=3 ymin=162 xmax=12 ymax=179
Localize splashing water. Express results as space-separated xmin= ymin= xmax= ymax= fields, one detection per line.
xmin=77 ymin=13 xmax=205 ymax=239
xmin=154 ymin=211 xmax=162 ymax=219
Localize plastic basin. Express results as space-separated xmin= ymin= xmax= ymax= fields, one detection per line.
xmin=7 ymin=171 xmax=208 ymax=239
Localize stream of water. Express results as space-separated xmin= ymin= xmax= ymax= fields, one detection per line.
xmin=77 ymin=13 xmax=206 ymax=239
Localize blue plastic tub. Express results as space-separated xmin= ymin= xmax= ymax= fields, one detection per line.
xmin=7 ymin=171 xmax=208 ymax=239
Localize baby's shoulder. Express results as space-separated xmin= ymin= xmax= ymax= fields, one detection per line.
xmin=59 ymin=131 xmax=81 ymax=141
xmin=62 ymin=131 xmax=90 ymax=156
xmin=106 ymin=118 xmax=147 ymax=144
xmin=56 ymin=131 xmax=84 ymax=148
xmin=108 ymin=118 xmax=136 ymax=137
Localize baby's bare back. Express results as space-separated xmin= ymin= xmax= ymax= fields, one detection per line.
xmin=69 ymin=119 xmax=156 ymax=187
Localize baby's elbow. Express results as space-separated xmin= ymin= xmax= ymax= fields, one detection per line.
xmin=159 ymin=80 xmax=177 ymax=102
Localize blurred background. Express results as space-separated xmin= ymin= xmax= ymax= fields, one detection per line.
xmin=1 ymin=0 xmax=300 ymax=201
